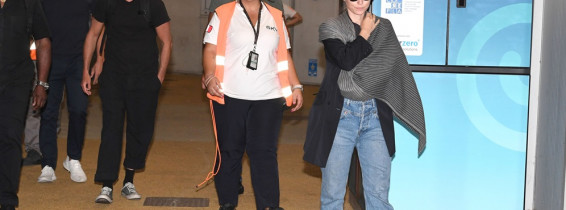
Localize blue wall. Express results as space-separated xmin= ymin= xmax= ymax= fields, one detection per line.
xmin=390 ymin=73 xmax=528 ymax=210
xmin=369 ymin=1 xmax=531 ymax=209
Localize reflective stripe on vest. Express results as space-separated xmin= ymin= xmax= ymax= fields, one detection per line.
xmin=208 ymin=1 xmax=292 ymax=106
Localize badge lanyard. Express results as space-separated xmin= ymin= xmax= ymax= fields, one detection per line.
xmin=240 ymin=1 xmax=262 ymax=70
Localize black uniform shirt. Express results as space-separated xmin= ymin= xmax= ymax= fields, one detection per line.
xmin=93 ymin=0 xmax=169 ymax=75
xmin=42 ymin=0 xmax=95 ymax=56
xmin=0 ymin=0 xmax=50 ymax=83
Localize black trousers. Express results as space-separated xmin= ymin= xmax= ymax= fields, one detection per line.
xmin=94 ymin=70 xmax=161 ymax=183
xmin=39 ymin=54 xmax=88 ymax=168
xmin=0 ymin=80 xmax=32 ymax=206
xmin=212 ymin=96 xmax=285 ymax=209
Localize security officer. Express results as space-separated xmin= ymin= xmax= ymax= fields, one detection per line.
xmin=0 ymin=0 xmax=51 ymax=209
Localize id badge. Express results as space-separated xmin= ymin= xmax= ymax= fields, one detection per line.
xmin=246 ymin=51 xmax=259 ymax=70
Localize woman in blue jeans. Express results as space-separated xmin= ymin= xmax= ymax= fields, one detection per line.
xmin=303 ymin=0 xmax=427 ymax=209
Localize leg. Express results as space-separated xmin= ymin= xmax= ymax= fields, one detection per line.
xmin=94 ymin=71 xmax=126 ymax=183
xmin=123 ymin=75 xmax=161 ymax=170
xmin=320 ymin=99 xmax=360 ymax=210
xmin=213 ymin=96 xmax=248 ymax=206
xmin=24 ymin=67 xmax=41 ymax=155
xmin=39 ymin=56 xmax=66 ymax=169
xmin=356 ymin=101 xmax=393 ymax=210
xmin=65 ymin=55 xmax=88 ymax=161
xmin=22 ymin=91 xmax=42 ymax=166
xmin=246 ymin=98 xmax=283 ymax=209
xmin=24 ymin=94 xmax=41 ymax=155
xmin=0 ymin=82 xmax=32 ymax=206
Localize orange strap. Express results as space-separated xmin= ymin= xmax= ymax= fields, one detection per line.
xmin=30 ymin=50 xmax=37 ymax=61
xmin=195 ymin=100 xmax=222 ymax=189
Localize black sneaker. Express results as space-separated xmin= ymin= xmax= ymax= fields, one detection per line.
xmin=95 ymin=187 xmax=113 ymax=204
xmin=268 ymin=207 xmax=284 ymax=210
xmin=22 ymin=150 xmax=42 ymax=166
xmin=219 ymin=203 xmax=236 ymax=210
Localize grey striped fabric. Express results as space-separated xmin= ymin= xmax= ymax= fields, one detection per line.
xmin=319 ymin=13 xmax=427 ymax=155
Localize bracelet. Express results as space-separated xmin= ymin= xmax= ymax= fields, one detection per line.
xmin=291 ymin=84 xmax=303 ymax=92
xmin=37 ymin=81 xmax=49 ymax=90
xmin=204 ymin=75 xmax=216 ymax=87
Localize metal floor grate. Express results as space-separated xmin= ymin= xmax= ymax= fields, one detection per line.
xmin=143 ymin=197 xmax=209 ymax=207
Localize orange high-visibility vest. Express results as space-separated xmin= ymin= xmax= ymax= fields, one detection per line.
xmin=208 ymin=1 xmax=292 ymax=106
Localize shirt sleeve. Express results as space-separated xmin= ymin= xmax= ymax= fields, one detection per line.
xmin=92 ymin=0 xmax=107 ymax=23
xmin=150 ymin=0 xmax=171 ymax=28
xmin=203 ymin=13 xmax=220 ymax=45
xmin=31 ymin=0 xmax=50 ymax=40
xmin=283 ymin=4 xmax=296 ymax=19
xmin=322 ymin=36 xmax=373 ymax=71
xmin=284 ymin=24 xmax=290 ymax=49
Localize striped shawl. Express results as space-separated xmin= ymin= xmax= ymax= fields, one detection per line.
xmin=319 ymin=12 xmax=427 ymax=155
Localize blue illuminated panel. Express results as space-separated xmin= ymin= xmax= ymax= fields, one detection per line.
xmin=390 ymin=73 xmax=528 ymax=210
xmin=448 ymin=0 xmax=532 ymax=67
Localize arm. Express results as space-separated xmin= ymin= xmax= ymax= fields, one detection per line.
xmin=81 ymin=17 xmax=104 ymax=95
xmin=32 ymin=37 xmax=51 ymax=110
xmin=201 ymin=12 xmax=215 ymax=89
xmin=155 ymin=22 xmax=172 ymax=83
xmin=202 ymin=43 xmax=223 ymax=98
xmin=285 ymin=12 xmax=302 ymax=27
xmin=91 ymin=26 xmax=105 ymax=85
xmin=322 ymin=13 xmax=380 ymax=71
xmin=287 ymin=52 xmax=303 ymax=112
xmin=322 ymin=37 xmax=373 ymax=71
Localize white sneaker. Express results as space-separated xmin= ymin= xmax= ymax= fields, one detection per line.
xmin=121 ymin=182 xmax=142 ymax=200
xmin=63 ymin=156 xmax=87 ymax=183
xmin=38 ymin=166 xmax=56 ymax=183
xmin=95 ymin=187 xmax=113 ymax=204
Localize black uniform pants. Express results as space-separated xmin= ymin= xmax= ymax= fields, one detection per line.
xmin=39 ymin=54 xmax=88 ymax=169
xmin=94 ymin=71 xmax=161 ymax=183
xmin=0 ymin=81 xmax=32 ymax=206
xmin=212 ymin=96 xmax=285 ymax=209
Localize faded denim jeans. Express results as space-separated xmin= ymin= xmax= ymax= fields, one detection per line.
xmin=321 ymin=98 xmax=393 ymax=210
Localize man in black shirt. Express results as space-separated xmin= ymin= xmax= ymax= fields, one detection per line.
xmin=0 ymin=0 xmax=51 ymax=209
xmin=37 ymin=0 xmax=95 ymax=184
xmin=81 ymin=0 xmax=171 ymax=204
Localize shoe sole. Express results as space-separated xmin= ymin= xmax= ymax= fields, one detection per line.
xmin=38 ymin=173 xmax=56 ymax=183
xmin=121 ymin=193 xmax=141 ymax=200
xmin=63 ymin=161 xmax=87 ymax=183
xmin=37 ymin=178 xmax=55 ymax=183
xmin=95 ymin=198 xmax=112 ymax=204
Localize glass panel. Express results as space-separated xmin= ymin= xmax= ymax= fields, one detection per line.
xmin=448 ymin=0 xmax=532 ymax=67
xmin=373 ymin=0 xmax=448 ymax=65
xmin=390 ymin=72 xmax=528 ymax=209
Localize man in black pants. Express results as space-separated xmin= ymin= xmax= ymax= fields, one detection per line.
xmin=81 ymin=0 xmax=171 ymax=204
xmin=0 ymin=0 xmax=51 ymax=209
xmin=37 ymin=0 xmax=95 ymax=184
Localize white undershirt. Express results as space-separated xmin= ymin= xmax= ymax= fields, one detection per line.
xmin=203 ymin=2 xmax=291 ymax=101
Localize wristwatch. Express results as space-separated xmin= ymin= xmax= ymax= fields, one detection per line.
xmin=292 ymin=84 xmax=303 ymax=92
xmin=37 ymin=81 xmax=49 ymax=90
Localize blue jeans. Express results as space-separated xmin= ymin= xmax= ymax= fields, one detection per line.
xmin=39 ymin=54 xmax=88 ymax=169
xmin=321 ymin=98 xmax=393 ymax=210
